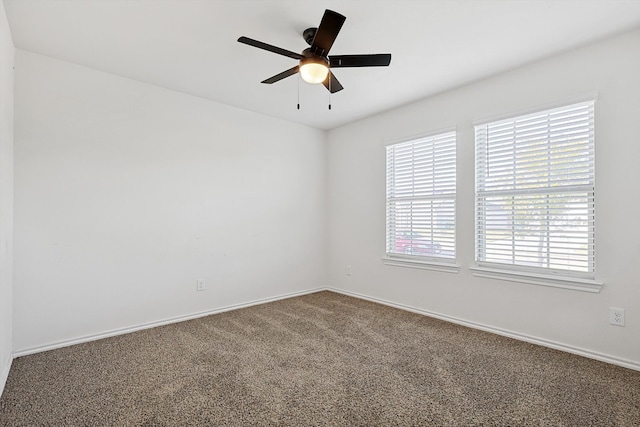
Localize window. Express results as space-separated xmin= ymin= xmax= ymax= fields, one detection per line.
xmin=474 ymin=101 xmax=595 ymax=280
xmin=385 ymin=130 xmax=456 ymax=269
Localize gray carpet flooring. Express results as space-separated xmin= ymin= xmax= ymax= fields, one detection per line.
xmin=1 ymin=291 xmax=638 ymax=426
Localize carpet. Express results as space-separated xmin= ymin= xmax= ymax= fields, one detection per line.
xmin=1 ymin=291 xmax=638 ymax=426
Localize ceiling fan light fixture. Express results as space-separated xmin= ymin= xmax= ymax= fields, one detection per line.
xmin=299 ymin=57 xmax=329 ymax=84
xmin=238 ymin=9 xmax=391 ymax=93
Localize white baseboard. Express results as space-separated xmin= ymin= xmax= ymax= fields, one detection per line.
xmin=329 ymin=287 xmax=640 ymax=372
xmin=11 ymin=285 xmax=639 ymax=373
xmin=13 ymin=287 xmax=325 ymax=358
xmin=0 ymin=355 xmax=12 ymax=398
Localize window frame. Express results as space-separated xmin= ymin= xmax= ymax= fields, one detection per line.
xmin=383 ymin=129 xmax=459 ymax=273
xmin=472 ymin=97 xmax=602 ymax=292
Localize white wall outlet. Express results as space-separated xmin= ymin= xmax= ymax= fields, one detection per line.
xmin=346 ymin=265 xmax=352 ymax=275
xmin=609 ymin=307 xmax=625 ymax=326
xmin=196 ymin=279 xmax=206 ymax=292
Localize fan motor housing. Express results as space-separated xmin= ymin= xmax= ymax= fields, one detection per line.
xmin=301 ymin=47 xmax=324 ymax=59
xmin=300 ymin=50 xmax=328 ymax=66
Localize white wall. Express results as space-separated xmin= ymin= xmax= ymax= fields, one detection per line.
xmin=0 ymin=0 xmax=15 ymax=394
xmin=8 ymin=24 xmax=639 ymax=371
xmin=327 ymin=29 xmax=640 ymax=368
xmin=13 ymin=50 xmax=327 ymax=353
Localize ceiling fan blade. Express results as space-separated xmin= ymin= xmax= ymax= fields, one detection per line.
xmin=323 ymin=71 xmax=344 ymax=93
xmin=311 ymin=9 xmax=346 ymax=56
xmin=330 ymin=54 xmax=392 ymax=68
xmin=238 ymin=36 xmax=303 ymax=60
xmin=261 ymin=66 xmax=300 ymax=84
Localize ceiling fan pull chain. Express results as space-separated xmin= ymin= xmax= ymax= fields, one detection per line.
xmin=328 ymin=75 xmax=332 ymax=110
xmin=297 ymin=74 xmax=301 ymax=110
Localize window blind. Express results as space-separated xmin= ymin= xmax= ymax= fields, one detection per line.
xmin=386 ymin=131 xmax=456 ymax=261
xmin=475 ymin=101 xmax=595 ymax=274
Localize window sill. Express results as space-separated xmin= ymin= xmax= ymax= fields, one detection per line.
xmin=469 ymin=265 xmax=603 ymax=293
xmin=382 ymin=256 xmax=460 ymax=273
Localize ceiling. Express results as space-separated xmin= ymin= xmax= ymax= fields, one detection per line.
xmin=4 ymin=0 xmax=640 ymax=130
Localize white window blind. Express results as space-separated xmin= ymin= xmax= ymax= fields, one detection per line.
xmin=475 ymin=101 xmax=595 ymax=275
xmin=386 ymin=131 xmax=456 ymax=261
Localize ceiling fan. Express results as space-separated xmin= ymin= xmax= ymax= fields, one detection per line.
xmin=237 ymin=9 xmax=391 ymax=93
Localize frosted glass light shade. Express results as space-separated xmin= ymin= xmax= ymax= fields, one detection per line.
xmin=300 ymin=62 xmax=329 ymax=84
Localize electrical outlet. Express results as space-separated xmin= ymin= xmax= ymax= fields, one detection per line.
xmin=346 ymin=265 xmax=352 ymax=275
xmin=196 ymin=279 xmax=206 ymax=292
xmin=609 ymin=307 xmax=625 ymax=326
